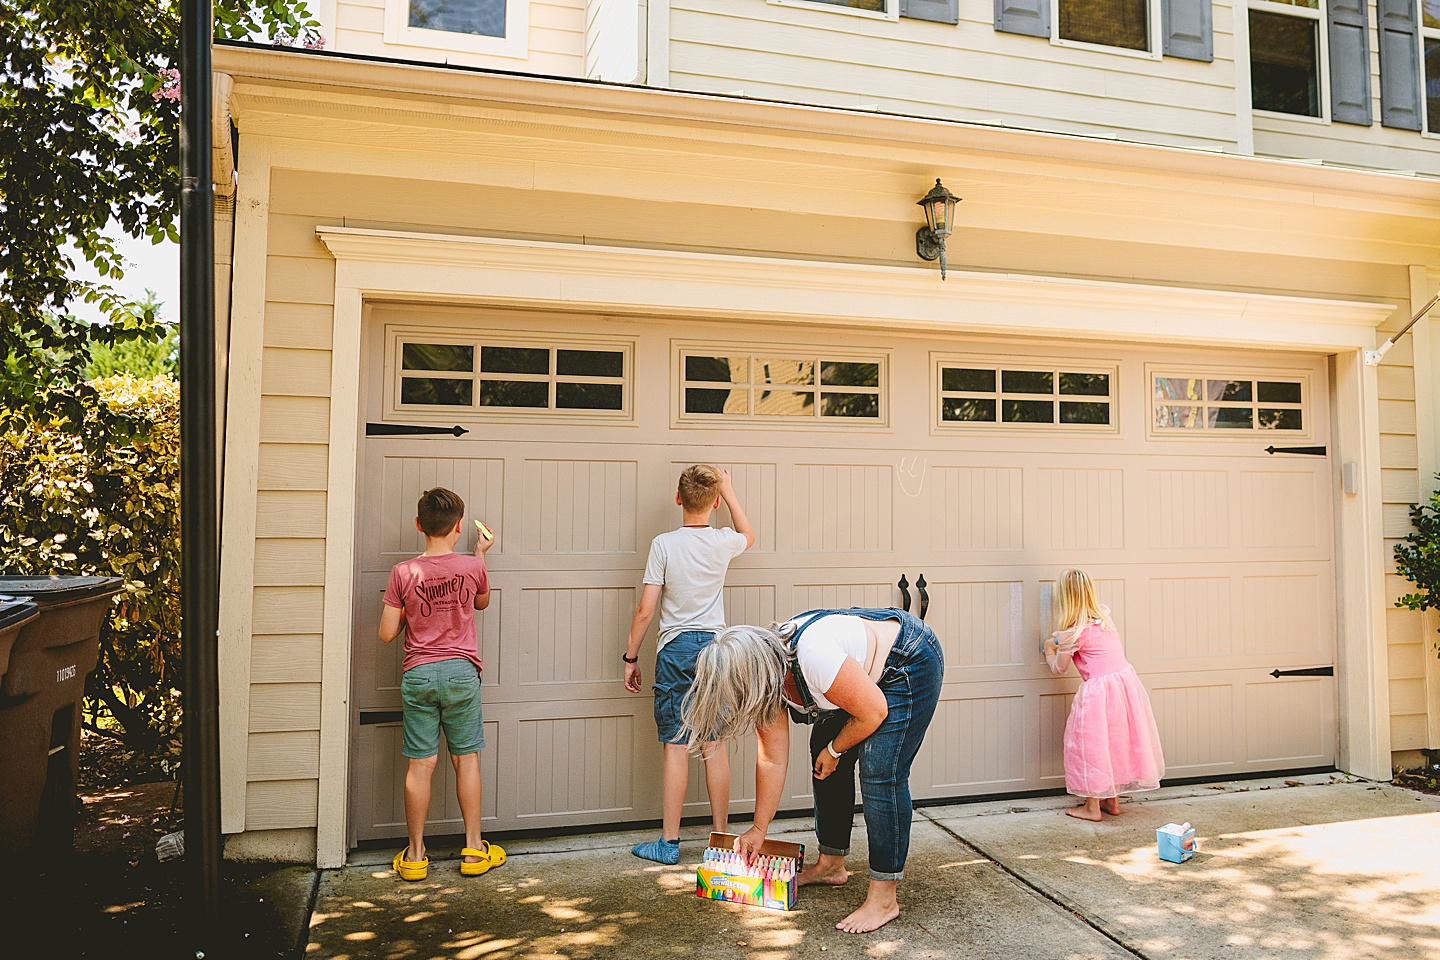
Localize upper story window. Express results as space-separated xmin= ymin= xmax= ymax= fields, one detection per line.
xmin=390 ymin=332 xmax=632 ymax=420
xmin=383 ymin=0 xmax=529 ymax=59
xmin=678 ymin=346 xmax=887 ymax=425
xmin=409 ymin=0 xmax=506 ymax=38
xmin=1150 ymin=371 xmax=1306 ymax=434
xmin=995 ymin=0 xmax=1210 ymax=63
xmin=768 ymin=0 xmax=898 ymax=21
xmin=1249 ymin=1 xmax=1325 ymax=119
xmin=934 ymin=357 xmax=1118 ymax=432
xmin=1057 ymin=0 xmax=1151 ymax=53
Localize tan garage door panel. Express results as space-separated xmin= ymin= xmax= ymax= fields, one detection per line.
xmin=350 ymin=307 xmax=1336 ymax=843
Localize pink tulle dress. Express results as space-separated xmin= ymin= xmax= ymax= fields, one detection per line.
xmin=1047 ymin=607 xmax=1165 ymax=799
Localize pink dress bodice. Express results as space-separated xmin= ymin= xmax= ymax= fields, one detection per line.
xmin=1067 ymin=622 xmax=1131 ymax=681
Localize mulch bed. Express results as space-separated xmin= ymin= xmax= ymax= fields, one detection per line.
xmin=1396 ymin=769 xmax=1440 ymax=796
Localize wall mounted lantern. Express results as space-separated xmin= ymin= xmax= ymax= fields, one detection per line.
xmin=915 ymin=179 xmax=960 ymax=280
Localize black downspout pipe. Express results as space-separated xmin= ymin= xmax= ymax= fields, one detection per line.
xmin=180 ymin=0 xmax=222 ymax=938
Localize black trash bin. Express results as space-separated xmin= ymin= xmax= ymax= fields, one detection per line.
xmin=0 ymin=576 xmax=123 ymax=856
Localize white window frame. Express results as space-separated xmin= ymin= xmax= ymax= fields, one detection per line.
xmin=384 ymin=326 xmax=635 ymax=424
xmin=1145 ymin=363 xmax=1312 ymax=440
xmin=930 ymin=354 xmax=1121 ymax=435
xmin=1421 ymin=6 xmax=1440 ymax=137
xmin=673 ymin=341 xmax=891 ymax=430
xmin=1050 ymin=0 xmax=1163 ymax=61
xmin=766 ymin=0 xmax=899 ymax=24
xmin=1248 ymin=0 xmax=1333 ymax=124
xmin=383 ymin=0 xmax=530 ymax=60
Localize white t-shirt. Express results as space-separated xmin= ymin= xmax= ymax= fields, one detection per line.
xmin=789 ymin=614 xmax=869 ymax=711
xmin=643 ymin=526 xmax=749 ymax=650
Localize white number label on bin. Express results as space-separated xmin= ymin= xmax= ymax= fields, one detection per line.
xmin=56 ymin=664 xmax=76 ymax=683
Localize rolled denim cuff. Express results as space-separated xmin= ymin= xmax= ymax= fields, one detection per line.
xmin=817 ymin=843 xmax=849 ymax=857
xmin=868 ymin=867 xmax=904 ymax=881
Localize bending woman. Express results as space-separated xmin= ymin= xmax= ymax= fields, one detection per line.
xmin=682 ymin=607 xmax=943 ymax=933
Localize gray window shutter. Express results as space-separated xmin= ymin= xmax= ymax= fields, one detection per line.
xmin=995 ymin=0 xmax=1050 ymax=38
xmin=1378 ymin=0 xmax=1422 ymax=130
xmin=1327 ymin=0 xmax=1374 ymax=125
xmin=902 ymin=0 xmax=959 ymax=24
xmin=1161 ymin=0 xmax=1213 ymax=62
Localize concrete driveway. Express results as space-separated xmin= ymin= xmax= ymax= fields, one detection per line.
xmin=305 ymin=774 xmax=1440 ymax=959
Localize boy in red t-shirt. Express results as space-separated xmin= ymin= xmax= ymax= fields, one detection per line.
xmin=379 ymin=487 xmax=501 ymax=881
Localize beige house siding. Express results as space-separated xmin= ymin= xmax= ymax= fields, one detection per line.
xmin=666 ymin=0 xmax=1240 ymax=151
xmin=328 ymin=0 xmax=587 ymax=75
xmin=1380 ymin=332 xmax=1426 ymax=753
xmin=232 ymin=217 xmax=338 ymax=834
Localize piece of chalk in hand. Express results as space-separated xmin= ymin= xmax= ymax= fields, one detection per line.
xmin=475 ymin=520 xmax=494 ymax=541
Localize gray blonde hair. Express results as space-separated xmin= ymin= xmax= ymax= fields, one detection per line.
xmin=681 ymin=623 xmax=792 ymax=750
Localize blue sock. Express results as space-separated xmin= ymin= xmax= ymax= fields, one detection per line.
xmin=631 ymin=836 xmax=680 ymax=865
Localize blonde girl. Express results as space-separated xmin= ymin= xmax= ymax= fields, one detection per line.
xmin=1045 ymin=569 xmax=1165 ymax=821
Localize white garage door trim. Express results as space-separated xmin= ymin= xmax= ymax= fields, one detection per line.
xmin=304 ymin=227 xmax=1395 ymax=867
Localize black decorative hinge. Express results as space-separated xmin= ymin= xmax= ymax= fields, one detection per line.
xmin=916 ymin=574 xmax=930 ymax=622
xmin=1264 ymin=445 xmax=1326 ymax=456
xmin=366 ymin=423 xmax=469 ymax=437
xmin=898 ymin=575 xmax=911 ymax=613
xmin=1270 ymin=666 xmax=1334 ymax=678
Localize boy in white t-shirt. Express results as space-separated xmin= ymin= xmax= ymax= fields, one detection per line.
xmin=623 ymin=464 xmax=755 ymax=864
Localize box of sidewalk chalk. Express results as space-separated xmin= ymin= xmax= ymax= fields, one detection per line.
xmin=696 ymin=832 xmax=805 ymax=911
xmin=1156 ymin=822 xmax=1197 ymax=863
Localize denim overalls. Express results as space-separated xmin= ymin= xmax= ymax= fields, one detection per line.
xmin=786 ymin=607 xmax=944 ymax=881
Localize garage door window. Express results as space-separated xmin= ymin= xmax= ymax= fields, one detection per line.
xmin=935 ymin=359 xmax=1116 ymax=431
xmin=395 ymin=336 xmax=629 ymax=417
xmin=1152 ymin=373 xmax=1304 ymax=432
xmin=679 ymin=349 xmax=885 ymax=424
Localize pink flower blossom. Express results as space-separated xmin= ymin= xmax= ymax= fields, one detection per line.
xmin=303 ymin=34 xmax=326 ymax=50
xmin=151 ymin=67 xmax=180 ymax=102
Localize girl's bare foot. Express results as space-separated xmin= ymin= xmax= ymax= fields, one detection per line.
xmin=798 ymin=862 xmax=850 ymax=886
xmin=1100 ymin=797 xmax=1121 ymax=816
xmin=1064 ymin=802 xmax=1103 ymax=822
xmin=837 ymin=883 xmax=900 ymax=934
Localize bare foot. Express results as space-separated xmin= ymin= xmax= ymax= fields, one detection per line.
xmin=1064 ymin=805 xmax=1103 ymax=822
xmin=798 ymin=862 xmax=850 ymax=886
xmin=837 ymin=898 xmax=900 ymax=934
xmin=1100 ymin=797 xmax=1121 ymax=816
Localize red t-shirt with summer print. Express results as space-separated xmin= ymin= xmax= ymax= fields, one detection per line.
xmin=383 ymin=552 xmax=489 ymax=673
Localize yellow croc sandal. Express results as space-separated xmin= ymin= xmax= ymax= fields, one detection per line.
xmin=460 ymin=842 xmax=506 ymax=876
xmin=392 ymin=849 xmax=429 ymax=882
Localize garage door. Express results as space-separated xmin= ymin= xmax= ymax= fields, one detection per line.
xmin=349 ymin=304 xmax=1336 ymax=843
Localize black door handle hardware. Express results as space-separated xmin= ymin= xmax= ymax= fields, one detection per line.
xmin=1264 ymin=445 xmax=1325 ymax=456
xmin=916 ymin=574 xmax=930 ymax=622
xmin=366 ymin=423 xmax=469 ymax=437
xmin=1269 ymin=666 xmax=1334 ymax=678
xmin=897 ymin=575 xmax=911 ymax=613
xmin=359 ymin=710 xmax=404 ymax=725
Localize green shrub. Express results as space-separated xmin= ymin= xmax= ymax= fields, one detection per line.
xmin=0 ymin=375 xmax=181 ymax=769
xmin=1395 ymin=473 xmax=1440 ymax=649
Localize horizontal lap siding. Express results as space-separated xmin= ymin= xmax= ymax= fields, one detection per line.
xmin=669 ymin=0 xmax=1238 ymax=150
xmin=1378 ymin=331 xmax=1426 ymax=752
xmin=241 ymin=217 xmax=339 ymax=832
xmin=333 ymin=0 xmax=586 ymax=76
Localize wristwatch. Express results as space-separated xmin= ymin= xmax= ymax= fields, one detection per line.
xmin=826 ymin=740 xmax=844 ymax=759
xmin=621 ymin=653 xmax=639 ymax=664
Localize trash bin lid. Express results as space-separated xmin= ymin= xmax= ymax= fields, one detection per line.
xmin=0 ymin=576 xmax=124 ymax=603
xmin=0 ymin=596 xmax=37 ymax=630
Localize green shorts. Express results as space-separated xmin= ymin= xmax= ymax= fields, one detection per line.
xmin=400 ymin=658 xmax=485 ymax=759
